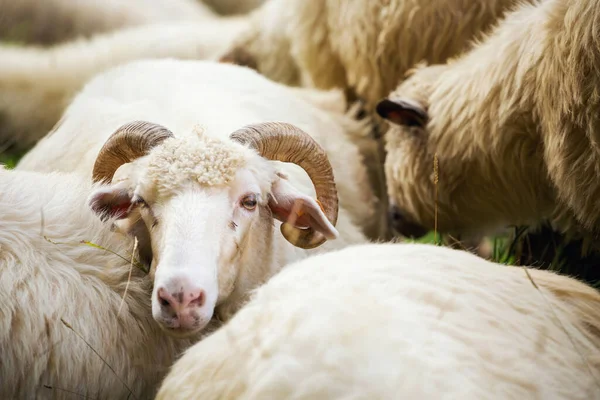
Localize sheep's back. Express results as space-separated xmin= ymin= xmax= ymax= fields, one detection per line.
xmin=157 ymin=243 xmax=600 ymax=399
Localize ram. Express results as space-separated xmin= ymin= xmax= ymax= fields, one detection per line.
xmin=156 ymin=242 xmax=600 ymax=400
xmin=376 ymin=0 xmax=600 ymax=249
xmin=17 ymin=59 xmax=382 ymax=239
xmin=0 ymin=105 xmax=369 ymax=396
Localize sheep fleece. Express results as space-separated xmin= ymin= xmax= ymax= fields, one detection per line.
xmin=157 ymin=243 xmax=600 ymax=399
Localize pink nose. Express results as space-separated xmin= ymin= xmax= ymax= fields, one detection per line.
xmin=157 ymin=287 xmax=206 ymax=311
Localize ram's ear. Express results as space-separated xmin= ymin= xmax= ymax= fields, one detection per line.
xmin=88 ymin=186 xmax=135 ymax=221
xmin=376 ymin=98 xmax=428 ymax=128
xmin=268 ymin=178 xmax=338 ymax=240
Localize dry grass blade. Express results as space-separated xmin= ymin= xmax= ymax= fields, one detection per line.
xmin=43 ymin=384 xmax=98 ymax=399
xmin=118 ymin=237 xmax=138 ymax=317
xmin=43 ymin=234 xmax=146 ymax=274
xmin=522 ymin=268 xmax=600 ymax=390
xmin=60 ymin=318 xmax=138 ymax=400
xmin=433 ymin=153 xmax=439 ymax=245
xmin=80 ymin=240 xmax=146 ymax=273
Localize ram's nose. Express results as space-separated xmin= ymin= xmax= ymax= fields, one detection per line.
xmin=154 ymin=279 xmax=212 ymax=332
xmin=388 ymin=205 xmax=429 ymax=239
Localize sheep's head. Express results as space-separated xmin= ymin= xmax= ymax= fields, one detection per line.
xmin=87 ymin=121 xmax=339 ymax=337
xmin=377 ymin=64 xmax=550 ymax=240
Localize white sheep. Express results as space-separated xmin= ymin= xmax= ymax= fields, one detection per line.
xmin=0 ymin=20 xmax=250 ymax=149
xmin=0 ymin=106 xmax=368 ymax=396
xmin=156 ymin=242 xmax=600 ymax=399
xmin=0 ymin=0 xmax=216 ymax=45
xmin=17 ymin=59 xmax=383 ymax=239
xmin=0 ymin=167 xmax=201 ymax=399
xmin=19 ymin=58 xmax=379 ymax=320
xmin=375 ymin=0 xmax=600 ymax=246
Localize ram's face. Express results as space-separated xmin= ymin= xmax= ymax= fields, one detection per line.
xmin=88 ymin=123 xmax=339 ymax=337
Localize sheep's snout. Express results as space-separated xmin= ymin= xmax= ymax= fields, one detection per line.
xmin=388 ymin=205 xmax=428 ymax=239
xmin=152 ymin=277 xmax=215 ymax=335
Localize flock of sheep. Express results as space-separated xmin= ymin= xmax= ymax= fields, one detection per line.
xmin=1 ymin=0 xmax=600 ymax=398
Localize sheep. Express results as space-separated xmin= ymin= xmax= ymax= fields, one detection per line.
xmin=219 ymin=0 xmax=534 ymax=113
xmin=16 ymin=59 xmax=384 ymax=240
xmin=0 ymin=166 xmax=202 ymax=399
xmin=0 ymin=20 xmax=251 ymax=150
xmin=0 ymin=0 xmax=531 ymax=151
xmin=0 ymin=0 xmax=216 ymax=46
xmin=375 ymin=0 xmax=600 ymax=249
xmin=156 ymin=242 xmax=600 ymax=400
xmin=0 ymin=108 xmax=369 ymax=396
xmin=18 ymin=58 xmax=380 ymax=315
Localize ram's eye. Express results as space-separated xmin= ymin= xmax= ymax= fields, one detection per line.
xmin=241 ymin=194 xmax=258 ymax=210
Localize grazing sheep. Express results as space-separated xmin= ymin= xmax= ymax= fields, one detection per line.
xmin=17 ymin=59 xmax=383 ymax=240
xmin=156 ymin=243 xmax=600 ymax=400
xmin=376 ymin=0 xmax=600 ymax=247
xmin=220 ymin=0 xmax=532 ymax=111
xmin=0 ymin=167 xmax=201 ymax=399
xmin=0 ymin=0 xmax=216 ymax=45
xmin=0 ymin=20 xmax=250 ymax=149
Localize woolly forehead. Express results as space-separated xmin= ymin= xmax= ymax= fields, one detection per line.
xmin=141 ymin=134 xmax=271 ymax=198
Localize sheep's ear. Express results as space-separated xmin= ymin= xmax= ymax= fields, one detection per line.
xmin=268 ymin=178 xmax=338 ymax=240
xmin=376 ymin=98 xmax=428 ymax=128
xmin=88 ymin=187 xmax=135 ymax=221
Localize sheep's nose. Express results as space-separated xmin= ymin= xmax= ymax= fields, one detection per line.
xmin=157 ymin=287 xmax=206 ymax=310
xmin=388 ymin=205 xmax=429 ymax=239
xmin=156 ymin=286 xmax=206 ymax=330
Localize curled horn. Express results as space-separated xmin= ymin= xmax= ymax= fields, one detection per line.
xmin=230 ymin=122 xmax=338 ymax=249
xmin=92 ymin=121 xmax=175 ymax=183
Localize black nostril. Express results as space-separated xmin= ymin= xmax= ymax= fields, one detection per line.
xmin=157 ymin=288 xmax=173 ymax=308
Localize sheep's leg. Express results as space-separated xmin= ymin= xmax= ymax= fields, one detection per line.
xmin=0 ymin=18 xmax=249 ymax=150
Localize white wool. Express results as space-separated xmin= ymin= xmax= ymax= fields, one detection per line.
xmin=0 ymin=168 xmax=204 ymax=399
xmin=147 ymin=130 xmax=251 ymax=196
xmin=0 ymin=19 xmax=250 ymax=149
xmin=157 ymin=243 xmax=600 ymax=400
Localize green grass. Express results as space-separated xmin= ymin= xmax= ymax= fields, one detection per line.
xmin=405 ymin=229 xmax=521 ymax=265
xmin=0 ymin=152 xmax=20 ymax=169
xmin=0 ymin=147 xmax=27 ymax=169
xmin=408 ymin=225 xmax=600 ymax=289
